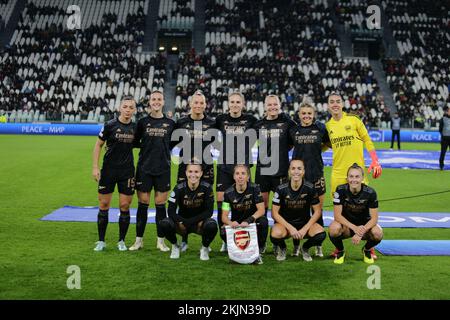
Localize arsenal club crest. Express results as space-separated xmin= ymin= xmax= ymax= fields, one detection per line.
xmin=234 ymin=230 xmax=251 ymax=250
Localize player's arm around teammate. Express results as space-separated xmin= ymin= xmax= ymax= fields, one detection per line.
xmin=254 ymin=95 xmax=294 ymax=211
xmin=159 ymin=163 xmax=218 ymax=260
xmin=270 ymin=159 xmax=326 ymax=261
xmin=328 ymin=164 xmax=383 ymax=264
xmin=215 ymin=92 xmax=257 ymax=252
xmin=92 ymin=96 xmax=137 ymax=251
xmin=326 ymin=92 xmax=381 ymax=259
xmin=174 ymin=91 xmax=216 ymax=250
xmin=129 ymin=91 xmax=175 ymax=252
xmin=289 ymin=102 xmax=330 ymax=257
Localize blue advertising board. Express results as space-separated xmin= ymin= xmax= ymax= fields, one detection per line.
xmin=0 ymin=123 xmax=442 ymax=142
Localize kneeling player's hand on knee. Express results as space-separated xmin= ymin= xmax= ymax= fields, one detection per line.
xmin=356 ymin=225 xmax=366 ymax=237
xmin=352 ymin=234 xmax=362 ymax=245
xmin=298 ymin=228 xmax=307 ymax=240
xmin=289 ymin=227 xmax=300 ymax=239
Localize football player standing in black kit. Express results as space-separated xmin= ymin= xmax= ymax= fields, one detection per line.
xmin=253 ymin=94 xmax=296 ymax=252
xmin=328 ymin=163 xmax=383 ymax=264
xmin=215 ymin=92 xmax=257 ymax=252
xmin=92 ymin=96 xmax=137 ymax=251
xmin=439 ymin=106 xmax=450 ymax=170
xmin=221 ymin=165 xmax=267 ymax=264
xmin=159 ymin=163 xmax=218 ymax=260
xmin=129 ymin=91 xmax=175 ymax=252
xmin=174 ymin=91 xmax=217 ymax=251
xmin=289 ymin=102 xmax=330 ymax=257
xmin=270 ymin=159 xmax=326 ymax=262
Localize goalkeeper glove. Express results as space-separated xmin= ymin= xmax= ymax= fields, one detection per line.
xmin=368 ymin=150 xmax=382 ymax=178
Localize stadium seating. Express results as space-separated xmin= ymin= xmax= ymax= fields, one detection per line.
xmin=175 ymin=0 xmax=383 ymax=127
xmin=1 ymin=0 xmax=447 ymax=129
xmin=158 ymin=0 xmax=195 ymax=30
xmin=0 ymin=0 xmax=18 ymax=27
xmin=0 ymin=0 xmax=166 ymax=122
xmin=382 ymin=0 xmax=450 ymax=128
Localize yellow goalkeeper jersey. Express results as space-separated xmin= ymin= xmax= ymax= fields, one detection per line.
xmin=326 ymin=112 xmax=375 ymax=180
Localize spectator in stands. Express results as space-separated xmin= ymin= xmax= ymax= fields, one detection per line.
xmin=390 ymin=112 xmax=401 ymax=150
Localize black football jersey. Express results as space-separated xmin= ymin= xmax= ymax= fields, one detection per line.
xmin=253 ymin=113 xmax=295 ymax=177
xmin=272 ymin=181 xmax=319 ymax=224
xmin=223 ymin=183 xmax=264 ymax=222
xmin=289 ymin=120 xmax=330 ymax=181
xmin=135 ymin=114 xmax=175 ymax=175
xmin=174 ymin=115 xmax=217 ymax=164
xmin=168 ymin=181 xmax=214 ymax=219
xmin=98 ymin=118 xmax=136 ymax=169
xmin=333 ymin=184 xmax=378 ymax=225
xmin=215 ymin=113 xmax=257 ymax=173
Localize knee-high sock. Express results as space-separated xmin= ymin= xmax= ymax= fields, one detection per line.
xmin=155 ymin=204 xmax=167 ymax=238
xmin=270 ymin=236 xmax=286 ymax=249
xmin=257 ymin=216 xmax=269 ymax=249
xmin=219 ymin=226 xmax=227 ymax=243
xmin=119 ymin=210 xmax=130 ymax=241
xmin=217 ymin=202 xmax=223 ymax=229
xmin=201 ymin=219 xmax=218 ymax=247
xmin=303 ymin=232 xmax=326 ymax=249
xmin=97 ymin=209 xmax=109 ymax=241
xmin=136 ymin=202 xmax=149 ymax=237
xmin=365 ymin=238 xmax=382 ymax=250
xmin=329 ymin=234 xmax=344 ymax=251
xmin=159 ymin=218 xmax=177 ymax=244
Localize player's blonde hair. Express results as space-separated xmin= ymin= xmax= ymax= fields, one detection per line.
xmin=228 ymin=91 xmax=245 ymax=104
xmin=299 ymin=102 xmax=316 ymax=113
xmin=264 ymin=94 xmax=281 ymax=106
xmin=189 ymin=90 xmax=207 ymax=105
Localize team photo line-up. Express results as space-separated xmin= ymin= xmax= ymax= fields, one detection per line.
xmin=92 ymin=89 xmax=384 ymax=265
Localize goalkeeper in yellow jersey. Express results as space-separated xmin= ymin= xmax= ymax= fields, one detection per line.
xmin=325 ymin=92 xmax=382 ymax=259
xmin=326 ymin=92 xmax=382 ymax=192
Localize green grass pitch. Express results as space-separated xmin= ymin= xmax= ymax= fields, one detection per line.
xmin=0 ymin=135 xmax=449 ymax=299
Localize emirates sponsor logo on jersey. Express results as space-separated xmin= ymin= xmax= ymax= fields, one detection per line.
xmin=234 ymin=230 xmax=250 ymax=250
